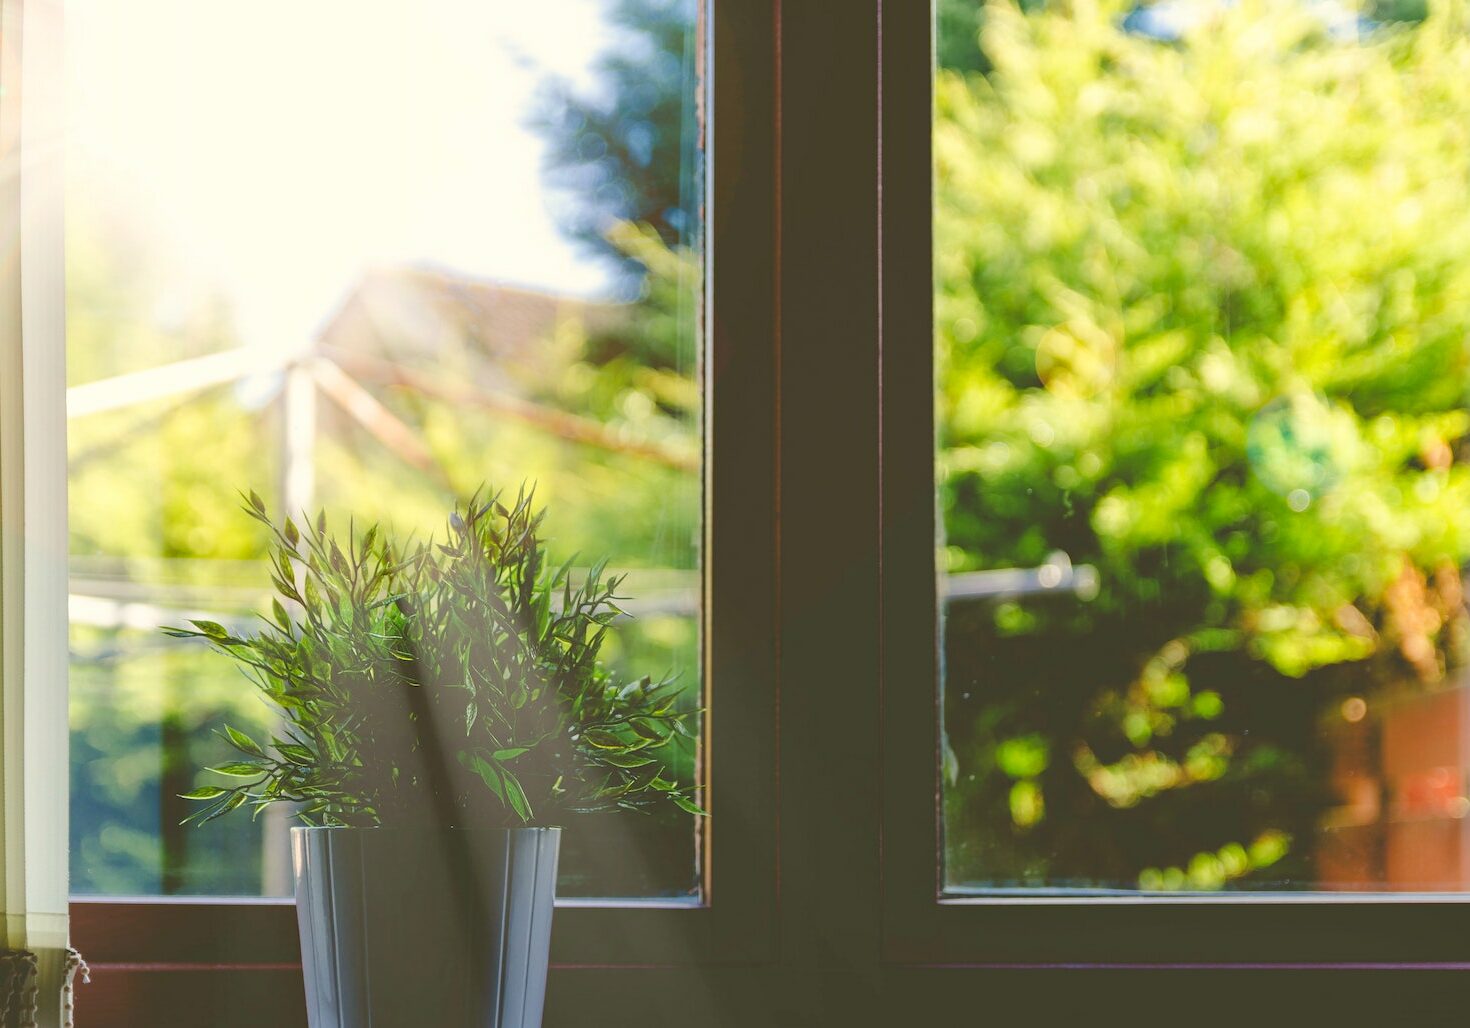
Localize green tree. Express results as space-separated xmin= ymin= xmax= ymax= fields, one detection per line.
xmin=937 ymin=0 xmax=1470 ymax=888
xmin=530 ymin=0 xmax=702 ymax=283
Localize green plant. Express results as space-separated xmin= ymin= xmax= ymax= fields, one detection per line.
xmin=166 ymin=486 xmax=703 ymax=829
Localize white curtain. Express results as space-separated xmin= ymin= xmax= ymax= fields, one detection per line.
xmin=0 ymin=1 xmax=76 ymax=1024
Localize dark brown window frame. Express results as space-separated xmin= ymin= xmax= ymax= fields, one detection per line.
xmin=67 ymin=2 xmax=1470 ymax=1024
xmin=73 ymin=2 xmax=780 ymax=1019
xmin=875 ymin=0 xmax=1470 ymax=973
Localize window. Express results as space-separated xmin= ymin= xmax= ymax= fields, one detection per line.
xmin=882 ymin=0 xmax=1470 ymax=971
xmin=934 ymin=0 xmax=1470 ymax=897
xmin=66 ymin=0 xmax=706 ymax=901
xmin=31 ymin=0 xmax=1469 ymax=1023
xmin=68 ymin=0 xmax=778 ymax=1016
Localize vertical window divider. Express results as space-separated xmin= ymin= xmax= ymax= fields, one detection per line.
xmin=877 ymin=0 xmax=941 ymax=967
xmin=771 ymin=0 xmax=882 ymax=1011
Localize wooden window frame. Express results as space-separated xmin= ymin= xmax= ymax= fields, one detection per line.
xmin=876 ymin=0 xmax=1470 ymax=973
xmin=72 ymin=1 xmax=781 ymax=1019
xmin=60 ymin=2 xmax=1470 ymax=1024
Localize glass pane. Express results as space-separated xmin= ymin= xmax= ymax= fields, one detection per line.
xmin=68 ymin=0 xmax=704 ymax=898
xmin=937 ymin=0 xmax=1470 ymax=893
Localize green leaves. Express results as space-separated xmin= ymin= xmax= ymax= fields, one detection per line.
xmin=467 ymin=754 xmax=533 ymax=823
xmin=670 ymin=794 xmax=706 ymax=816
xmin=275 ymin=743 xmax=316 ymax=767
xmin=183 ymin=790 xmax=248 ymax=826
xmin=222 ymin=725 xmax=265 ymax=758
xmin=628 ymin=718 xmax=664 ymax=742
xmin=600 ymin=752 xmax=657 ymax=769
xmin=502 ymin=773 xmax=532 ymax=823
xmin=169 ymin=487 xmax=703 ymax=830
xmin=210 ymin=761 xmax=267 ymax=777
xmin=581 ymin=729 xmax=626 ymax=750
xmin=933 ymin=0 xmax=1470 ymax=886
xmin=179 ymin=786 xmax=228 ymax=800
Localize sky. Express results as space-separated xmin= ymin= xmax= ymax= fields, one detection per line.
xmin=66 ymin=0 xmax=615 ymax=357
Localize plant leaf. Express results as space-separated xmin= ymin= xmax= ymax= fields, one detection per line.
xmin=600 ymin=752 xmax=656 ymax=768
xmin=222 ymin=726 xmax=266 ymax=758
xmin=197 ymin=791 xmax=249 ymax=825
xmin=671 ymin=794 xmax=707 ymax=816
xmin=211 ymin=761 xmax=267 ymax=777
xmin=581 ymin=729 xmax=625 ymax=750
xmin=276 ymin=744 xmax=315 ymax=766
xmin=501 ymin=771 xmax=533 ymax=822
xmin=629 ymin=718 xmax=665 ymax=741
xmin=179 ymin=786 xmax=228 ymax=800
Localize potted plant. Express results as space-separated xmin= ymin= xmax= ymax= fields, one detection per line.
xmin=167 ymin=487 xmax=701 ymax=1027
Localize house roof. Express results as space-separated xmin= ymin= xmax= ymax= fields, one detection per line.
xmin=315 ymin=266 xmax=623 ymax=393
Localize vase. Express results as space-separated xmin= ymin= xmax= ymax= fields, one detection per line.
xmin=291 ymin=825 xmax=561 ymax=1027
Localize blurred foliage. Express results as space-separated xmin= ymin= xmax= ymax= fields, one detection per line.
xmin=938 ymin=0 xmax=1044 ymax=74
xmin=70 ymin=631 xmax=274 ymax=894
xmin=939 ymin=0 xmax=1470 ymax=888
xmin=937 ymin=0 xmax=1431 ymax=74
xmin=529 ymin=0 xmax=702 ymax=283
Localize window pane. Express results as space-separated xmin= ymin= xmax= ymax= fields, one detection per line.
xmin=937 ymin=0 xmax=1470 ymax=893
xmin=67 ymin=0 xmax=704 ymax=899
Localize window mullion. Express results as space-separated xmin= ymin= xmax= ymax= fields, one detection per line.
xmin=774 ymin=0 xmax=884 ymax=979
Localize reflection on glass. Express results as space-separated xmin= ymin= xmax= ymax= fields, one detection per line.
xmin=936 ymin=0 xmax=1470 ymax=892
xmin=67 ymin=0 xmax=703 ymax=898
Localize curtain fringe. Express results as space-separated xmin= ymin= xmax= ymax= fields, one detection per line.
xmin=2 ymin=949 xmax=89 ymax=1028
